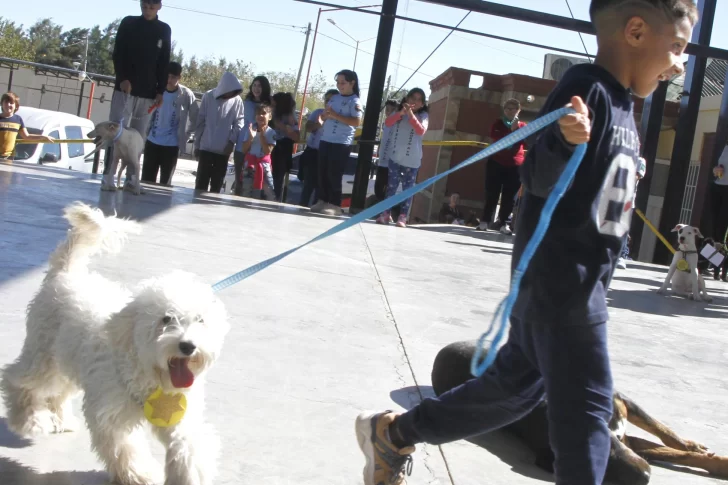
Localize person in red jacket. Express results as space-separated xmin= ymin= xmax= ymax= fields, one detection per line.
xmin=477 ymin=98 xmax=527 ymax=234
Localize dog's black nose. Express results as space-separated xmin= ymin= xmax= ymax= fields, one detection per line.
xmin=179 ymin=341 xmax=196 ymax=356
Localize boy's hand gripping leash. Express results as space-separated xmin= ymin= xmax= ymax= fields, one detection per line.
xmin=210 ymin=107 xmax=587 ymax=379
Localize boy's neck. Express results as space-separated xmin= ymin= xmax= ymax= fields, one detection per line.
xmin=594 ymin=49 xmax=631 ymax=91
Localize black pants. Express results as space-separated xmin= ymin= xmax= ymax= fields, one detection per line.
xmin=299 ymin=147 xmax=319 ymax=207
xmin=711 ymin=183 xmax=728 ymax=242
xmin=141 ymin=140 xmax=179 ymax=185
xmin=195 ymin=151 xmax=228 ymax=193
xmin=482 ymin=159 xmax=521 ymax=228
xmin=233 ymin=151 xmax=246 ymax=196
xmin=374 ymin=166 xmax=389 ymax=200
xmin=318 ymin=140 xmax=351 ymax=207
xmin=272 ymin=138 xmax=294 ymax=202
xmin=395 ymin=316 xmax=613 ymax=485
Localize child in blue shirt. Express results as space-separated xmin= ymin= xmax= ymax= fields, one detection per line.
xmin=354 ymin=2 xmax=697 ymax=485
xmin=311 ymin=69 xmax=363 ymax=216
xmin=270 ymin=92 xmax=300 ymax=201
xmin=233 ymin=76 xmax=271 ymax=196
xmin=240 ymin=104 xmax=276 ymax=200
xmin=299 ymin=88 xmax=339 ymax=207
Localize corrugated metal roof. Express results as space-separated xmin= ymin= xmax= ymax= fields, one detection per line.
xmin=666 ymin=58 xmax=727 ymax=101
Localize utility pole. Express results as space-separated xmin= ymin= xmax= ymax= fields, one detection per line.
xmin=294 ymin=23 xmax=312 ymax=104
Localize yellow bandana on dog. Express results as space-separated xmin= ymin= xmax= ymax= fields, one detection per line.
xmin=143 ymin=387 xmax=187 ymax=427
xmin=677 ymin=259 xmax=690 ymax=272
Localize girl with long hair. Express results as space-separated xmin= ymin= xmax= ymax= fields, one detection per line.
xmin=270 ymin=91 xmax=300 ymax=201
xmin=233 ymin=75 xmax=272 ymax=196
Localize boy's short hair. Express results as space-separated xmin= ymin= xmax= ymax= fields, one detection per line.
xmin=325 ymin=89 xmax=339 ymax=98
xmin=504 ymin=98 xmax=521 ymax=109
xmin=255 ymin=104 xmax=272 ymax=116
xmin=385 ymin=99 xmax=398 ymax=108
xmin=168 ymin=62 xmax=182 ymax=77
xmin=590 ymin=0 xmax=698 ymax=33
xmin=1 ymin=92 xmax=20 ymax=113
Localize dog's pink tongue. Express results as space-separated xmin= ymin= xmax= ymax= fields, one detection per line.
xmin=169 ymin=358 xmax=194 ymax=388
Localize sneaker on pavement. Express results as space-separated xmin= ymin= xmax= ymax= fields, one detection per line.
xmin=616 ymin=258 xmax=627 ymax=269
xmin=355 ymin=411 xmax=415 ymax=485
xmin=310 ymin=200 xmax=326 ymax=213
xmin=396 ymin=215 xmax=407 ymax=228
xmin=377 ymin=212 xmax=391 ymax=225
xmin=499 ymin=225 xmax=512 ymax=235
xmin=476 ymin=221 xmax=489 ymax=231
xmin=321 ymin=203 xmax=343 ymax=216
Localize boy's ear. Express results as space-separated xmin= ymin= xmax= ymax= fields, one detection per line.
xmin=624 ymin=15 xmax=649 ymax=47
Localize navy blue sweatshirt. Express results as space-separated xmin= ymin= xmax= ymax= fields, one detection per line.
xmin=112 ymin=15 xmax=171 ymax=100
xmin=512 ymin=63 xmax=641 ymax=325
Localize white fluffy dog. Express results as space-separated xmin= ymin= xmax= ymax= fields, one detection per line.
xmin=657 ymin=223 xmax=712 ymax=302
xmin=0 ymin=202 xmax=230 ymax=485
xmin=86 ymin=121 xmax=145 ymax=195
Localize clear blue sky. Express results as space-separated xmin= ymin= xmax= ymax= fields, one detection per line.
xmin=9 ymin=0 xmax=728 ymax=99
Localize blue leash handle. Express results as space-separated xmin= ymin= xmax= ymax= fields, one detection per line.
xmin=212 ymin=107 xmax=587 ymax=380
xmin=469 ymin=142 xmax=588 ymax=378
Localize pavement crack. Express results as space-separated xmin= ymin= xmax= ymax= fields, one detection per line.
xmin=358 ymin=225 xmax=456 ymax=485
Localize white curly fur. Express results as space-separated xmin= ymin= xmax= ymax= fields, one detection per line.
xmin=0 ymin=202 xmax=230 ymax=485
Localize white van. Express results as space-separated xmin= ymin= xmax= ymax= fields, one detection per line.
xmin=12 ymin=107 xmax=96 ymax=173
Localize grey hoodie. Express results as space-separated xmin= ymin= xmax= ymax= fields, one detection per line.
xmin=194 ymin=72 xmax=244 ymax=155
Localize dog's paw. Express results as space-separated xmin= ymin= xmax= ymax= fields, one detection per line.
xmin=52 ymin=413 xmax=79 ymax=433
xmin=682 ymin=439 xmax=710 ymax=454
xmin=656 ymin=288 xmax=668 ymax=295
xmin=100 ymin=184 xmax=117 ymax=192
xmin=703 ymin=294 xmax=713 ymax=303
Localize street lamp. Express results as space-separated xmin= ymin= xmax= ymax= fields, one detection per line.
xmin=297 ymin=4 xmax=381 ymax=131
xmin=327 ymin=19 xmax=376 ymax=71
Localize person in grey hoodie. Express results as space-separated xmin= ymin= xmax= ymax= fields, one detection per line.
xmin=194 ymin=71 xmax=244 ymax=192
xmin=142 ymin=61 xmax=198 ymax=186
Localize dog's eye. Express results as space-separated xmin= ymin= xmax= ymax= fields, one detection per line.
xmin=162 ymin=316 xmax=171 ymax=324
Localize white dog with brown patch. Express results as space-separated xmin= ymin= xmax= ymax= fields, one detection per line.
xmin=86 ymin=121 xmax=145 ymax=195
xmin=0 ymin=202 xmax=230 ymax=485
xmin=657 ymin=223 xmax=712 ymax=302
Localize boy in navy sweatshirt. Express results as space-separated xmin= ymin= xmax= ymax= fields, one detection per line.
xmin=354 ymin=2 xmax=697 ymax=484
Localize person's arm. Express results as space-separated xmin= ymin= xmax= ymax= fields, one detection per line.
xmin=19 ymin=128 xmax=54 ymax=143
xmin=156 ymin=24 xmax=172 ymax=98
xmin=306 ymin=110 xmax=323 ymax=133
xmin=260 ymin=129 xmax=276 ymax=155
xmin=225 ymin=102 xmax=244 ymax=155
xmin=408 ymin=112 xmax=428 ymax=136
xmin=279 ymin=115 xmax=300 ymax=140
xmin=186 ymin=92 xmax=199 ymax=140
xmin=194 ymin=95 xmax=207 ymax=154
xmin=112 ymin=17 xmax=130 ymax=90
xmin=327 ymin=99 xmax=362 ymax=127
xmin=241 ymin=125 xmax=254 ymax=154
xmin=521 ymin=84 xmax=603 ymax=199
xmin=385 ymin=111 xmax=403 ymax=127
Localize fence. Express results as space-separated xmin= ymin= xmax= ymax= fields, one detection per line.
xmin=679 ymin=160 xmax=702 ymax=224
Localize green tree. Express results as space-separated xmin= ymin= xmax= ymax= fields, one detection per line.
xmin=59 ymin=27 xmax=90 ymax=70
xmin=0 ymin=18 xmax=34 ymax=61
xmin=85 ymin=20 xmax=119 ymax=75
xmin=28 ymin=18 xmax=64 ymax=66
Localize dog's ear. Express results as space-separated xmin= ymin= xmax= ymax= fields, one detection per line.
xmin=694 ymin=228 xmax=704 ymax=239
xmin=671 ymin=224 xmax=685 ymax=233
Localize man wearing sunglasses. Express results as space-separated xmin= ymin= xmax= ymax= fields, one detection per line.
xmin=106 ymin=0 xmax=172 ymax=191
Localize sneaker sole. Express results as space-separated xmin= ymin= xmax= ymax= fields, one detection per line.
xmin=355 ymin=411 xmax=378 ymax=485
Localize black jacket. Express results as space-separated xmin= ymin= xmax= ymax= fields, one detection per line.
xmin=112 ymin=15 xmax=171 ymax=100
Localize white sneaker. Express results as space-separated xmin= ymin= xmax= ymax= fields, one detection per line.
xmin=476 ymin=222 xmax=489 ymax=231
xmin=321 ymin=203 xmax=343 ymax=216
xmin=310 ymin=200 xmax=326 ymax=213
xmin=500 ymin=225 xmax=512 ymax=235
xmin=616 ymin=258 xmax=627 ymax=269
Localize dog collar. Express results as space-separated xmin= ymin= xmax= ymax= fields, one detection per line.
xmin=677 ymin=259 xmax=691 ymax=272
xmin=143 ymin=387 xmax=187 ymax=427
xmin=112 ymin=120 xmax=124 ymax=143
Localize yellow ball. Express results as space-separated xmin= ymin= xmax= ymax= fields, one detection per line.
xmin=143 ymin=387 xmax=187 ymax=428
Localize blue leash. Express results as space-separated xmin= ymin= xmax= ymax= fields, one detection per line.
xmin=210 ymin=107 xmax=587 ymax=378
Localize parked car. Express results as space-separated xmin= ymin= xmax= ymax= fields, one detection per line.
xmin=12 ymin=107 xmax=96 ymax=172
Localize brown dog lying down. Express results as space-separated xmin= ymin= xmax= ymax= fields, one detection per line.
xmin=431 ymin=340 xmax=728 ymax=485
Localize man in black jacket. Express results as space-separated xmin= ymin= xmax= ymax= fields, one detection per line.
xmin=105 ymin=0 xmax=172 ymax=188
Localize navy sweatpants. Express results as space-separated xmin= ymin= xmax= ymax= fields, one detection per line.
xmin=396 ymin=316 xmax=614 ymax=485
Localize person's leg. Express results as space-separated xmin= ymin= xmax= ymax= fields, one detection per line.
xmin=356 ymin=317 xmax=544 ymax=485
xmin=496 ymin=165 xmax=521 ymax=232
xmin=299 ymin=148 xmax=317 ymax=206
xmin=375 ymin=165 xmax=389 ymax=200
xmin=262 ymin=162 xmax=276 ymax=200
xmin=209 ymin=154 xmax=228 ymax=193
xmin=379 ymin=162 xmax=403 ymax=223
xmin=159 ymin=146 xmax=179 ymax=186
xmin=532 ymin=321 xmax=614 ymax=485
xmin=233 ymin=151 xmax=245 ymax=196
xmin=140 ymin=140 xmax=161 ymax=183
xmin=713 ymin=184 xmax=728 ymax=243
xmin=316 ymin=141 xmax=331 ymax=207
xmin=124 ymin=97 xmax=154 ymax=185
xmin=395 ymin=166 xmax=419 ymax=226
xmin=480 ymin=159 xmax=503 ymax=229
xmin=194 ymin=151 xmax=213 ymax=191
xmin=327 ymin=143 xmax=351 ymax=208
xmin=271 ymin=145 xmax=285 ymax=201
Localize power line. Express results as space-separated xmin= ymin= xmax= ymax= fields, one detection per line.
xmin=563 ymin=0 xmax=592 ymax=62
xmin=316 ymin=31 xmax=434 ymax=77
xmin=452 ymin=34 xmax=542 ymax=65
xmin=131 ymin=0 xmax=307 ymax=32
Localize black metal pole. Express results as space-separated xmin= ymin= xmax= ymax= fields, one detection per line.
xmin=655 ymin=0 xmax=716 ymax=265
xmin=350 ymin=0 xmax=398 ymax=214
xmin=631 ymin=81 xmax=668 ymax=259
xmin=77 ymin=81 xmax=85 ymax=117
xmin=7 ymin=67 xmax=13 ymax=91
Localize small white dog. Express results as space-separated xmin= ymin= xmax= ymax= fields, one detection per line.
xmin=657 ymin=223 xmax=712 ymax=302
xmin=0 ymin=202 xmax=230 ymax=485
xmin=86 ymin=121 xmax=145 ymax=195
